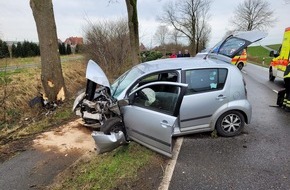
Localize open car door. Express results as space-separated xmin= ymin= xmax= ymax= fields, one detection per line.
xmin=121 ymin=82 xmax=187 ymax=157
xmin=208 ymin=30 xmax=267 ymax=63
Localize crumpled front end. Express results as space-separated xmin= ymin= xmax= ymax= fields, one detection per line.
xmin=73 ymin=85 xmax=120 ymax=128
xmin=92 ymin=131 xmax=127 ymax=154
xmin=72 ymin=60 xmax=121 ymax=128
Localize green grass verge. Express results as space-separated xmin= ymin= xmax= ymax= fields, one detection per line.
xmin=0 ymin=54 xmax=84 ymax=68
xmin=247 ymin=46 xmax=272 ymax=67
xmin=266 ymin=44 xmax=281 ymax=51
xmin=52 ymin=142 xmax=156 ymax=190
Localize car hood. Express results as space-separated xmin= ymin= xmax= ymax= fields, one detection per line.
xmin=86 ymin=60 xmax=110 ymax=89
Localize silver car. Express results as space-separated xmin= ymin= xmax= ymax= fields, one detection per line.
xmin=73 ymin=30 xmax=267 ymax=157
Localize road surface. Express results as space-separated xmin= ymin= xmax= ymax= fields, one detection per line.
xmin=0 ymin=120 xmax=95 ymax=190
xmin=169 ymin=63 xmax=290 ymax=189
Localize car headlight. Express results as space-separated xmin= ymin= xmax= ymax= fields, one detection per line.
xmin=72 ymin=92 xmax=86 ymax=111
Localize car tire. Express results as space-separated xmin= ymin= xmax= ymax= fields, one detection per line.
xmin=101 ymin=117 xmax=125 ymax=135
xmin=269 ymin=68 xmax=275 ymax=81
xmin=237 ymin=62 xmax=243 ymax=70
xmin=215 ymin=111 xmax=245 ymax=137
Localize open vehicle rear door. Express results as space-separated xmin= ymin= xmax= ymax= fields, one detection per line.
xmin=208 ymin=30 xmax=267 ymax=63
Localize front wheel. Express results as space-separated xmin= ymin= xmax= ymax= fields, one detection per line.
xmin=237 ymin=62 xmax=244 ymax=70
xmin=100 ymin=117 xmax=125 ymax=135
xmin=215 ymin=111 xmax=245 ymax=137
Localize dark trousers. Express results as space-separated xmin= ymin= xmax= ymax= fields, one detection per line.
xmin=284 ymin=78 xmax=290 ymax=107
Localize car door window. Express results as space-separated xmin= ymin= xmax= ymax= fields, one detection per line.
xmin=185 ymin=68 xmax=228 ymax=95
xmin=128 ymin=71 xmax=179 ymax=94
xmin=133 ymin=84 xmax=180 ymax=115
xmin=140 ymin=72 xmax=178 ymax=84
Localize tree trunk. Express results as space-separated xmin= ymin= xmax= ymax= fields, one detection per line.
xmin=30 ymin=0 xmax=67 ymax=102
xmin=125 ymin=0 xmax=140 ymax=65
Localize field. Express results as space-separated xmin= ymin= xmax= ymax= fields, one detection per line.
xmin=247 ymin=45 xmax=273 ymax=67
xmin=266 ymin=44 xmax=281 ymax=51
xmin=0 ymin=55 xmax=87 ymax=138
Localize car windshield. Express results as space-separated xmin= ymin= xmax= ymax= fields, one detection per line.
xmin=111 ymin=66 xmax=144 ymax=98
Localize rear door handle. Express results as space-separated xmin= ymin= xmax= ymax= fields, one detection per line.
xmin=216 ymin=94 xmax=226 ymax=101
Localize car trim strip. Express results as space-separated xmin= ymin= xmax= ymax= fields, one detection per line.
xmin=128 ymin=128 xmax=171 ymax=147
xmin=180 ymin=115 xmax=212 ymax=122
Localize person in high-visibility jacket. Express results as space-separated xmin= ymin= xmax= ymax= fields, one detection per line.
xmin=283 ymin=59 xmax=290 ymax=111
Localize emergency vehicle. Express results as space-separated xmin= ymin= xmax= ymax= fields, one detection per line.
xmin=269 ymin=27 xmax=290 ymax=81
xmin=231 ymin=49 xmax=247 ymax=70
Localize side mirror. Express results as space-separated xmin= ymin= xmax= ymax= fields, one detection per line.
xmin=269 ymin=50 xmax=279 ymax=57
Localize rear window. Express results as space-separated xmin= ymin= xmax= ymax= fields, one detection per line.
xmin=185 ymin=68 xmax=228 ymax=95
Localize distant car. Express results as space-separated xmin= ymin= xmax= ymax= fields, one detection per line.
xmin=73 ymin=30 xmax=267 ymax=157
xmin=231 ymin=49 xmax=247 ymax=70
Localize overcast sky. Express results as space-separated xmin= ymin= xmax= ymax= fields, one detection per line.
xmin=0 ymin=0 xmax=289 ymax=49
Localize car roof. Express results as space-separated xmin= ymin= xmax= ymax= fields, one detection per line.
xmin=135 ymin=57 xmax=233 ymax=73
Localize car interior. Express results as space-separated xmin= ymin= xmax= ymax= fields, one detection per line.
xmin=132 ymin=71 xmax=179 ymax=115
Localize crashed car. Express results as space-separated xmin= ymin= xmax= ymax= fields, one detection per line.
xmin=73 ymin=30 xmax=267 ymax=157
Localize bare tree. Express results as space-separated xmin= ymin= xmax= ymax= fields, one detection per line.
xmin=153 ymin=25 xmax=169 ymax=56
xmin=170 ymin=29 xmax=182 ymax=46
xmin=125 ymin=0 xmax=140 ymax=65
xmin=154 ymin=25 xmax=169 ymax=46
xmin=159 ymin=0 xmax=212 ymax=55
xmin=195 ymin=2 xmax=211 ymax=53
xmin=30 ymin=0 xmax=67 ymax=102
xmin=84 ymin=19 xmax=130 ymax=78
xmin=197 ymin=24 xmax=211 ymax=52
xmin=230 ymin=0 xmax=276 ymax=31
xmin=108 ymin=0 xmax=140 ymax=65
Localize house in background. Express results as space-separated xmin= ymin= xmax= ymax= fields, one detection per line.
xmin=64 ymin=37 xmax=83 ymax=54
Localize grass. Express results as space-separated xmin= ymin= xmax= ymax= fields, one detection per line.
xmin=247 ymin=46 xmax=272 ymax=67
xmin=0 ymin=99 xmax=76 ymax=142
xmin=0 ymin=54 xmax=87 ymax=133
xmin=266 ymin=44 xmax=281 ymax=51
xmin=51 ymin=142 xmax=159 ymax=190
xmin=0 ymin=54 xmax=84 ymax=68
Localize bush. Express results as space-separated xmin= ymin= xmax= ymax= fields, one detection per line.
xmin=141 ymin=51 xmax=163 ymax=62
xmin=84 ymin=18 xmax=131 ymax=79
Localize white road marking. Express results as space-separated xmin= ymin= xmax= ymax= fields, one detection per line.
xmin=158 ymin=137 xmax=183 ymax=190
xmin=273 ymin=90 xmax=278 ymax=94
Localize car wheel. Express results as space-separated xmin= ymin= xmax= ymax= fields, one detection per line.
xmin=216 ymin=111 xmax=245 ymax=137
xmin=101 ymin=117 xmax=125 ymax=135
xmin=269 ymin=68 xmax=275 ymax=81
xmin=237 ymin=62 xmax=243 ymax=70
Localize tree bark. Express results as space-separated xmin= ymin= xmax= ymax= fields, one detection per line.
xmin=30 ymin=0 xmax=67 ymax=102
xmin=125 ymin=0 xmax=140 ymax=65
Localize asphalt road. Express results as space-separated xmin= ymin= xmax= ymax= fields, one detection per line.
xmin=169 ymin=63 xmax=290 ymax=189
xmin=0 ymin=149 xmax=82 ymax=189
xmin=0 ymin=120 xmax=94 ymax=190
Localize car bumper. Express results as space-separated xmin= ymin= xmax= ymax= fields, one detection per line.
xmin=91 ymin=131 xmax=126 ymax=154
